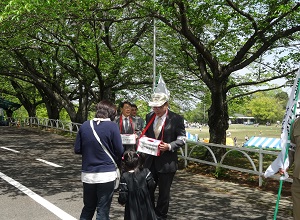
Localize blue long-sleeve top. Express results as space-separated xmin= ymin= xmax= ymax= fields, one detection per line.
xmin=74 ymin=120 xmax=124 ymax=173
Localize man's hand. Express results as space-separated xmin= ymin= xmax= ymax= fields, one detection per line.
xmin=159 ymin=142 xmax=170 ymax=152
xmin=278 ymin=168 xmax=288 ymax=175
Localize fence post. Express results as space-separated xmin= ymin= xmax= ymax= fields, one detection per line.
xmin=184 ymin=142 xmax=188 ymax=167
xmin=259 ymin=147 xmax=263 ymax=187
xmin=56 ymin=119 xmax=59 ymax=132
xmin=69 ymin=123 xmax=73 ymax=135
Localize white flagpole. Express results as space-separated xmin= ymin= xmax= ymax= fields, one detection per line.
xmin=153 ymin=18 xmax=156 ymax=92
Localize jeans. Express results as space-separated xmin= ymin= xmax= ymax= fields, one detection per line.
xmin=79 ymin=181 xmax=115 ymax=220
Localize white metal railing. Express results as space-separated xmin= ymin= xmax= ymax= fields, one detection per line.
xmin=18 ymin=117 xmax=81 ymax=134
xmin=178 ymin=141 xmax=293 ymax=187
xmin=13 ymin=117 xmax=291 ymax=187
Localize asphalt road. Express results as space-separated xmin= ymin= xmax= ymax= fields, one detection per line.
xmin=0 ymin=126 xmax=293 ymax=220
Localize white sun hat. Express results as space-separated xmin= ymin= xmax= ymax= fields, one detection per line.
xmin=148 ymin=93 xmax=169 ymax=107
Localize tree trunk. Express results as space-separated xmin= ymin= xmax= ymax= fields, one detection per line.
xmin=101 ymin=87 xmax=116 ymax=103
xmin=45 ymin=100 xmax=60 ymax=120
xmin=207 ymin=81 xmax=229 ymax=161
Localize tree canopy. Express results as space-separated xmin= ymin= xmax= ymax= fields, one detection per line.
xmin=0 ymin=1 xmax=299 ymax=151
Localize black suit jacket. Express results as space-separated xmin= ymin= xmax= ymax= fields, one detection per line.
xmin=114 ymin=115 xmax=137 ymax=149
xmin=144 ymin=110 xmax=186 ymax=173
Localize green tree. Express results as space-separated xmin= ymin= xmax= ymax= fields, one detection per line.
xmin=184 ymin=102 xmax=207 ymax=123
xmin=247 ymin=94 xmax=284 ymax=123
xmin=0 ymin=1 xmax=157 ymax=122
xmin=137 ymin=1 xmax=300 ymax=159
xmin=1 ymin=1 xmax=204 ymax=123
xmin=275 ymin=91 xmax=289 ymax=110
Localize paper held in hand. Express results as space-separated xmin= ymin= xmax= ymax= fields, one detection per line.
xmin=120 ymin=134 xmax=136 ymax=145
xmin=137 ymin=136 xmax=161 ymax=156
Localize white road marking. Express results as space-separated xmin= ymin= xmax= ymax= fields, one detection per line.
xmin=0 ymin=147 xmax=20 ymax=153
xmin=0 ymin=148 xmax=63 ymax=168
xmin=36 ymin=158 xmax=62 ymax=167
xmin=0 ymin=172 xmax=77 ymax=220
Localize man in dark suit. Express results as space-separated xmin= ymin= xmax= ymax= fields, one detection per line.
xmin=143 ymin=93 xmax=186 ymax=220
xmin=131 ymin=103 xmax=145 ymax=135
xmin=114 ymin=101 xmax=137 ymax=151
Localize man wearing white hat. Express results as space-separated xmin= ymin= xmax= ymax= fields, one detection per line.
xmin=143 ymin=92 xmax=186 ymax=220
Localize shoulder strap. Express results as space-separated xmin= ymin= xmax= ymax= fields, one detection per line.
xmin=90 ymin=120 xmax=117 ymax=168
xmin=140 ymin=114 xmax=156 ymax=137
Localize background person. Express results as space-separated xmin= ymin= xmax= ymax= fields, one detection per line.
xmin=118 ymin=150 xmax=157 ymax=220
xmin=131 ymin=103 xmax=145 ymax=134
xmin=279 ymin=117 xmax=300 ymax=219
xmin=143 ymin=92 xmax=186 ymax=220
xmin=74 ymin=100 xmax=124 ymax=220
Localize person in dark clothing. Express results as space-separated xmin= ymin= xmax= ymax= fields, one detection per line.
xmin=144 ymin=92 xmax=186 ymax=220
xmin=74 ymin=100 xmax=124 ymax=220
xmin=131 ymin=103 xmax=145 ymax=134
xmin=115 ymin=101 xmax=138 ymax=151
xmin=118 ymin=150 xmax=157 ymax=220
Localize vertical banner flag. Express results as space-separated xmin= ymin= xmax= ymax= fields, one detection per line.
xmin=264 ymin=68 xmax=300 ymax=179
xmin=154 ymin=74 xmax=170 ymax=99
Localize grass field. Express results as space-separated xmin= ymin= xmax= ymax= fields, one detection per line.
xmin=186 ymin=123 xmax=282 ymax=146
xmin=184 ymin=123 xmax=291 ymax=195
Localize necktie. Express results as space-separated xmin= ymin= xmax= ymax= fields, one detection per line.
xmin=124 ymin=118 xmax=129 ymax=132
xmin=154 ymin=117 xmax=162 ymax=139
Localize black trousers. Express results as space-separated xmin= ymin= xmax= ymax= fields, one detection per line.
xmin=150 ymin=165 xmax=175 ymax=219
